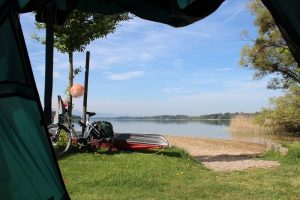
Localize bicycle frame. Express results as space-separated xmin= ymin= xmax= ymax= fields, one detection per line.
xmin=58 ymin=112 xmax=102 ymax=145
xmin=50 ymin=96 xmax=111 ymax=155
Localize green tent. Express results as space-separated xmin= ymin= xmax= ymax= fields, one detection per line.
xmin=0 ymin=0 xmax=299 ymax=199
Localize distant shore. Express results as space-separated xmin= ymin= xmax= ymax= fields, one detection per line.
xmin=93 ymin=112 xmax=256 ymax=121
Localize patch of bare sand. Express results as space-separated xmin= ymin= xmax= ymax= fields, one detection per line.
xmin=165 ymin=135 xmax=280 ymax=171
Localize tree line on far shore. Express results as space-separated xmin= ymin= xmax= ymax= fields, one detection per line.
xmin=111 ymin=112 xmax=257 ymax=121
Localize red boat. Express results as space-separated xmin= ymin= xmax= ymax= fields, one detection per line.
xmin=113 ymin=133 xmax=169 ymax=150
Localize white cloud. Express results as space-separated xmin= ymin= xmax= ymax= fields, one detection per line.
xmin=88 ymin=44 xmax=155 ymax=70
xmin=106 ymin=71 xmax=144 ymax=80
xmin=215 ymin=67 xmax=234 ymax=71
xmin=221 ymin=3 xmax=246 ymax=24
xmin=33 ymin=65 xmax=64 ymax=80
xmin=163 ymin=86 xmax=184 ymax=94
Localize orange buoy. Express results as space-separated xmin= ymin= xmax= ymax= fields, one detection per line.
xmin=70 ymin=84 xmax=84 ymax=98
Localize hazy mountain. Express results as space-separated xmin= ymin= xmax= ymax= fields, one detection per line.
xmin=73 ymin=109 xmax=117 ymax=118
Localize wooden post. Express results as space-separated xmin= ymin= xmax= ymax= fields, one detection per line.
xmin=82 ymin=51 xmax=90 ymax=135
xmin=44 ymin=3 xmax=54 ymax=125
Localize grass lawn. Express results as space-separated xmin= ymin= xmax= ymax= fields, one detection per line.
xmin=58 ymin=143 xmax=300 ymax=200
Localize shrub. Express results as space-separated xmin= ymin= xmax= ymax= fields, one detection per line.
xmin=255 ymin=86 xmax=300 ymax=134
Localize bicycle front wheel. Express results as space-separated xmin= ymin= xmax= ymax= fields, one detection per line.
xmin=50 ymin=125 xmax=71 ymax=157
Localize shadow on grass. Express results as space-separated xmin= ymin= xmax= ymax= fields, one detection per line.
xmin=103 ymin=148 xmax=185 ymax=158
xmin=56 ymin=145 xmax=185 ymax=160
xmin=195 ymin=154 xmax=261 ymax=162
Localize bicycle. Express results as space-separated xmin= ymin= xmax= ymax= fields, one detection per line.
xmin=48 ymin=96 xmax=114 ymax=157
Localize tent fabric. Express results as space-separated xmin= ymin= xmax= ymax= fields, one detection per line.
xmin=26 ymin=0 xmax=225 ymax=27
xmin=0 ymin=1 xmax=69 ymax=199
xmin=0 ymin=98 xmax=67 ymax=199
xmin=76 ymin=0 xmax=225 ymax=27
xmin=262 ymin=0 xmax=300 ymax=66
xmin=1 ymin=0 xmax=300 ymax=199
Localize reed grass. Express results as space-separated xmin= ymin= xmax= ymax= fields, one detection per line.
xmin=230 ymin=115 xmax=272 ymax=134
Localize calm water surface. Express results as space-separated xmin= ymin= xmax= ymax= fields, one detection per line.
xmin=91 ymin=119 xmax=300 ymax=144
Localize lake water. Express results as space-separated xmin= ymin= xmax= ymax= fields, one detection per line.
xmin=91 ymin=119 xmax=300 ymax=144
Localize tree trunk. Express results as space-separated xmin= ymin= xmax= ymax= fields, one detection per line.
xmin=68 ymin=51 xmax=73 ymax=119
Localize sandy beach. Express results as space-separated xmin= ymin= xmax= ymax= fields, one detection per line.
xmin=165 ymin=135 xmax=280 ymax=171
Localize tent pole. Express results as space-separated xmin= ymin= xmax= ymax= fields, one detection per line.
xmin=82 ymin=51 xmax=90 ymax=136
xmin=44 ymin=3 xmax=54 ymax=125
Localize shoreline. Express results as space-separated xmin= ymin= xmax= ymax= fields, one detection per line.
xmin=165 ymin=135 xmax=280 ymax=171
xmin=165 ymin=135 xmax=267 ymax=156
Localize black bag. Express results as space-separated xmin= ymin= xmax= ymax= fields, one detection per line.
xmin=92 ymin=121 xmax=114 ymax=139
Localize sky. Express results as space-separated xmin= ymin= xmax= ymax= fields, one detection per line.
xmin=20 ymin=0 xmax=282 ymax=117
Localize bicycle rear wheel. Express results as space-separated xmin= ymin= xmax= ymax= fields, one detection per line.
xmin=50 ymin=125 xmax=71 ymax=157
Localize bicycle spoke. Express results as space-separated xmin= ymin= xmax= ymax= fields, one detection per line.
xmin=50 ymin=125 xmax=71 ymax=157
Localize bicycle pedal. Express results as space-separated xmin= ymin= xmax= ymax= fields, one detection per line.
xmin=77 ymin=138 xmax=87 ymax=146
xmin=50 ymin=136 xmax=57 ymax=144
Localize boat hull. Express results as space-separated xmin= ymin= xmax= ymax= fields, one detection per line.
xmin=113 ymin=133 xmax=169 ymax=150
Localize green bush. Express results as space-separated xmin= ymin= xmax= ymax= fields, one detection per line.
xmin=255 ymin=86 xmax=300 ymax=134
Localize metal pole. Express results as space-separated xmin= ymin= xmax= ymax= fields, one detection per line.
xmin=44 ymin=3 xmax=54 ymax=125
xmin=82 ymin=51 xmax=90 ymax=135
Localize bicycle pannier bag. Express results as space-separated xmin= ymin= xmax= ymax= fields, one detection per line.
xmin=93 ymin=121 xmax=114 ymax=139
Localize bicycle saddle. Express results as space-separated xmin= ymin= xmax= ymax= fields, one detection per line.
xmin=86 ymin=111 xmax=96 ymax=117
